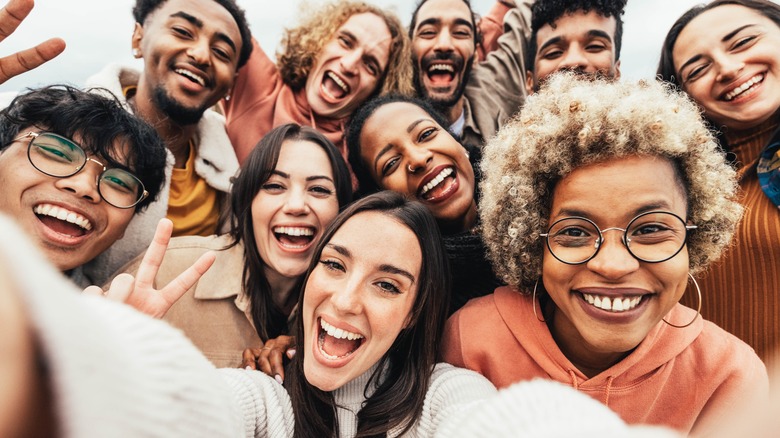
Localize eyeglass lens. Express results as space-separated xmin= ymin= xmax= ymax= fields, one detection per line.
xmin=545 ymin=212 xmax=689 ymax=264
xmin=27 ymin=133 xmax=145 ymax=208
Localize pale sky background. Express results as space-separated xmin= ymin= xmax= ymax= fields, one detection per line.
xmin=1 ymin=0 xmax=710 ymax=92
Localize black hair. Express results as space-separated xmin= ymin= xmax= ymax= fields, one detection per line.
xmin=0 ymin=85 xmax=166 ymax=211
xmin=287 ymin=190 xmax=451 ymax=437
xmin=657 ymin=0 xmax=780 ymax=91
xmin=346 ymin=94 xmax=452 ymax=196
xmin=228 ymin=123 xmax=352 ymax=340
xmin=525 ymin=0 xmax=626 ymax=74
xmin=408 ymin=0 xmax=483 ymax=47
xmin=132 ymin=0 xmax=252 ymax=68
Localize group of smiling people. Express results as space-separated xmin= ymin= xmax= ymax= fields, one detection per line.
xmin=1 ymin=0 xmax=780 ymax=436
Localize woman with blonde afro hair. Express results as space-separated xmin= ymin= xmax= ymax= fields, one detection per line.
xmin=223 ymin=0 xmax=413 ymax=168
xmin=442 ymin=72 xmax=767 ymax=436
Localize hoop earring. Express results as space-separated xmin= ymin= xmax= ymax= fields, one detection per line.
xmin=532 ymin=279 xmax=545 ymax=322
xmin=662 ymin=273 xmax=701 ymax=329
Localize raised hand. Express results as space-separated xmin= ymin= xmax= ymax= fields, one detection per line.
xmin=84 ymin=218 xmax=216 ymax=318
xmin=0 ymin=0 xmax=65 ymax=85
xmin=241 ymin=335 xmax=296 ymax=383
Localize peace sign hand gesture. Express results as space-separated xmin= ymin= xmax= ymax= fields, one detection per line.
xmin=84 ymin=219 xmax=216 ymax=318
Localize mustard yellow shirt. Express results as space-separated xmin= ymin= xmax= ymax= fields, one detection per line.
xmin=167 ymin=141 xmax=219 ymax=237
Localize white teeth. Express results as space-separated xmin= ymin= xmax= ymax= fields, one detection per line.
xmin=34 ymin=204 xmax=93 ymax=231
xmin=724 ymin=74 xmax=764 ymax=101
xmin=420 ymin=167 xmax=454 ymax=195
xmin=321 ymin=319 xmax=364 ymax=341
xmin=428 ymin=63 xmax=455 ymax=73
xmin=175 ymin=68 xmax=206 ymax=87
xmin=326 ymin=71 xmax=350 ymax=93
xmin=273 ymin=226 xmax=314 ymax=237
xmin=582 ymin=293 xmax=642 ymax=313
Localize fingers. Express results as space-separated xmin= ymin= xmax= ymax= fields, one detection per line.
xmin=242 ymin=348 xmax=261 ymax=370
xmin=82 ymin=285 xmax=105 ymax=296
xmin=161 ymin=250 xmax=216 ymax=305
xmin=134 ymin=219 xmax=174 ymax=289
xmin=0 ymin=0 xmax=66 ymax=85
xmin=0 ymin=0 xmax=34 ymax=43
xmin=105 ymin=273 xmax=135 ymax=302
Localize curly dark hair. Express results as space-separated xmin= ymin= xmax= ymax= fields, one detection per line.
xmin=0 ymin=85 xmax=167 ymax=211
xmin=132 ymin=0 xmax=252 ymax=68
xmin=525 ymin=0 xmax=626 ymax=74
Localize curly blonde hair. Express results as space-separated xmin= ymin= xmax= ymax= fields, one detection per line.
xmin=480 ymin=72 xmax=743 ymax=291
xmin=277 ymin=0 xmax=413 ymax=97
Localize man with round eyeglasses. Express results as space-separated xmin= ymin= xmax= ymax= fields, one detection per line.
xmin=0 ymin=85 xmax=167 ymax=286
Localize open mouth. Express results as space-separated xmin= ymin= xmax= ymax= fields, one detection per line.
xmin=322 ymin=71 xmax=350 ymax=100
xmin=426 ymin=63 xmax=456 ymax=86
xmin=723 ymin=73 xmax=764 ymax=101
xmin=34 ymin=203 xmax=92 ymax=237
xmin=273 ymin=226 xmax=315 ymax=249
xmin=174 ymin=68 xmax=208 ymax=88
xmin=581 ymin=292 xmax=644 ymax=313
xmin=318 ymin=317 xmax=364 ymax=360
xmin=418 ymin=167 xmax=456 ymax=201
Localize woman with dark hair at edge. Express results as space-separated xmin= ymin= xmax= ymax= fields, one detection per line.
xmin=104 ymin=123 xmax=352 ymax=368
xmin=657 ymin=0 xmax=780 ymax=365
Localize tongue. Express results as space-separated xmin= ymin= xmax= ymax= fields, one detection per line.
xmin=322 ymin=333 xmax=359 ymax=357
xmin=278 ymin=234 xmax=312 ymax=247
xmin=428 ymin=71 xmax=454 ymax=86
xmin=38 ymin=215 xmax=86 ymax=237
xmin=423 ymin=175 xmax=455 ymax=200
xmin=322 ymin=76 xmax=347 ymax=99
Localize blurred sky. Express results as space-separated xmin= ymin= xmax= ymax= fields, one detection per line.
xmin=1 ymin=0 xmax=709 ymax=92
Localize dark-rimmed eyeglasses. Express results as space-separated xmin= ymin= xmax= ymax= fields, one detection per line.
xmin=540 ymin=211 xmax=697 ymax=265
xmin=17 ymin=131 xmax=148 ymax=209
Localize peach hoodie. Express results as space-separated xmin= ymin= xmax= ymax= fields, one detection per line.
xmin=442 ymin=286 xmax=768 ymax=436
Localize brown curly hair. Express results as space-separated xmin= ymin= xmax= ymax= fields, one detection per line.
xmin=480 ymin=72 xmax=743 ymax=291
xmin=277 ymin=0 xmax=413 ymax=97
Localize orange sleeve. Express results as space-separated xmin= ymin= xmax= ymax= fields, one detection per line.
xmin=441 ymin=310 xmax=467 ymax=367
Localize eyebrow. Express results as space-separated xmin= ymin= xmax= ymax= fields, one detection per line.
xmin=325 ymin=244 xmax=416 ymax=284
xmin=170 ymin=11 xmax=237 ymax=55
xmin=341 ymin=29 xmax=381 ymax=69
xmin=678 ymin=24 xmax=757 ymax=76
xmin=538 ymin=29 xmax=612 ymax=54
xmin=271 ymin=170 xmax=333 ymax=183
xmin=417 ymin=17 xmax=474 ymax=31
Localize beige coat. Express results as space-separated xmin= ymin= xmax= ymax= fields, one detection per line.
xmin=119 ymin=234 xmax=263 ymax=368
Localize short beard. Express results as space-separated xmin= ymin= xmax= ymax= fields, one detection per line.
xmin=152 ymin=86 xmax=206 ymax=126
xmin=413 ymin=54 xmax=474 ymax=114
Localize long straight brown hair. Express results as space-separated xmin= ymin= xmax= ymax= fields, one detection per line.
xmin=228 ymin=123 xmax=352 ymax=340
xmin=286 ymin=191 xmax=451 ymax=437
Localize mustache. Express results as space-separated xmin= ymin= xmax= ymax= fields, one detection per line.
xmin=419 ymin=51 xmax=465 ymax=72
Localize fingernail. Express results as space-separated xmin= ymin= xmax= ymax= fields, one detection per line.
xmin=274 ymin=374 xmax=283 ymax=385
xmin=287 ymin=348 xmax=296 ymax=359
xmin=245 ymin=366 xmax=252 ymax=371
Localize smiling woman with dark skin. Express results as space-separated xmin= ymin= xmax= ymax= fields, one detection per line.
xmin=442 ymin=73 xmax=768 ymax=435
xmin=657 ymin=0 xmax=780 ymax=365
xmin=347 ymin=94 xmax=501 ymax=314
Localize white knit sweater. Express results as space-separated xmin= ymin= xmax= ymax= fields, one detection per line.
xmin=219 ymin=363 xmax=498 ymax=438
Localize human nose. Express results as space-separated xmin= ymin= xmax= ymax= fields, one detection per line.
xmin=714 ymin=54 xmax=745 ymax=82
xmin=558 ymin=45 xmax=589 ymax=71
xmin=282 ymin=187 xmax=311 ymax=216
xmin=53 ymin=161 xmax=103 ymax=203
xmin=340 ymin=49 xmax=361 ymax=75
xmin=330 ymin=278 xmax=363 ymax=315
xmin=187 ymin=38 xmax=211 ymax=65
xmin=434 ymin=29 xmax=454 ymax=52
xmin=406 ymin=148 xmax=434 ymax=174
xmin=586 ymin=229 xmax=640 ymax=279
